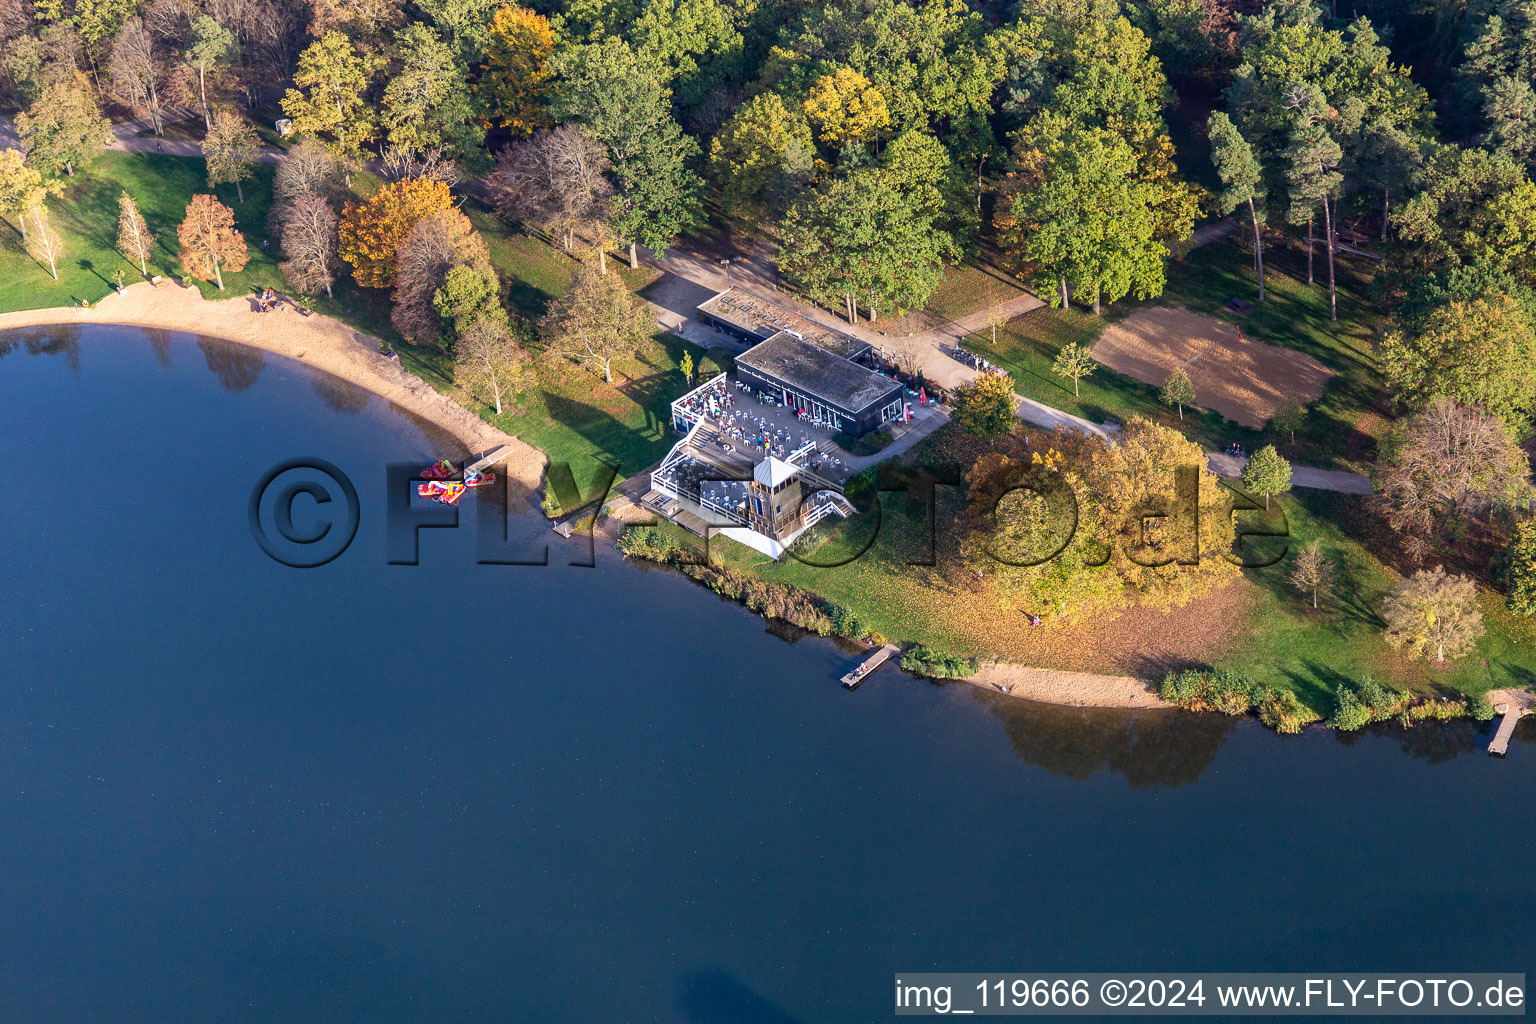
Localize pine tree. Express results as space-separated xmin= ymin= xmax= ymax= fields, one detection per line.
xmin=1283 ymin=86 xmax=1343 ymax=321
xmin=1207 ymin=112 xmax=1266 ymax=301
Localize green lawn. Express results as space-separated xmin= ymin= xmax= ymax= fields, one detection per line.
xmin=1214 ymin=488 xmax=1536 ymax=711
xmin=960 ymin=235 xmax=1385 ymax=469
xmin=482 ymin=330 xmax=704 ymax=489
xmin=0 ymin=152 xmax=284 ymax=311
xmin=0 ymin=150 xmax=687 ymax=497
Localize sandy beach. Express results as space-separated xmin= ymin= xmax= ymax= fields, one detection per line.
xmin=965 ymin=660 xmax=1174 ymax=709
xmin=0 ymin=280 xmax=548 ymax=490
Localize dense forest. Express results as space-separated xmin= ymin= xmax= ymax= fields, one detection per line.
xmin=3 ymin=0 xmax=1536 ymax=328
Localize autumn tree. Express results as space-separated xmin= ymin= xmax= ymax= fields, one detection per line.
xmin=1051 ymin=342 xmax=1095 ymax=397
xmin=390 ymin=207 xmax=492 ymax=343
xmin=185 ymin=14 xmax=232 ymax=131
xmin=278 ymin=193 xmax=340 ymax=299
xmin=1379 ymin=292 xmax=1536 ymax=433
xmin=1372 ymin=398 xmax=1533 ymax=562
xmin=202 ymin=110 xmax=261 ymax=205
xmin=475 ymin=4 xmax=553 ymax=133
xmin=116 ymin=189 xmax=154 ymax=277
xmin=382 ymin=24 xmax=483 ymax=161
xmin=1160 ymin=367 xmax=1194 ymax=419
xmin=177 ymin=193 xmax=248 ymax=290
xmin=777 ymin=165 xmax=956 ymax=322
xmin=708 ymin=92 xmax=814 ymax=218
xmin=996 ymin=114 xmax=1166 ymax=314
xmin=24 ymin=203 xmax=63 ymax=280
xmin=968 ymin=417 xmax=1239 ymax=619
xmin=434 ymin=262 xmax=504 ymax=335
xmin=803 ymin=67 xmax=890 ymax=151
xmin=549 ymin=37 xmax=703 ymax=265
xmin=1207 ymin=111 xmax=1265 ymax=301
xmin=951 ymin=370 xmax=1015 ymax=438
xmin=486 ymin=126 xmax=611 ymax=252
xmin=540 ymin=262 xmax=653 ymax=383
xmin=1289 ymin=540 xmax=1334 ymax=609
xmin=0 ymin=147 xmax=62 ymax=239
xmin=15 ymin=76 xmax=113 ymax=178
xmin=1383 ymin=566 xmax=1484 ymax=663
xmin=1240 ymin=444 xmax=1291 ymax=510
xmin=455 ymin=316 xmax=531 ymax=416
xmin=337 ymin=176 xmax=453 ymax=287
xmin=1502 ymin=518 xmax=1536 ymax=616
xmin=282 ymin=30 xmax=381 ymax=167
xmin=273 ymin=138 xmax=345 ymax=207
xmin=107 ymin=16 xmax=164 ymax=135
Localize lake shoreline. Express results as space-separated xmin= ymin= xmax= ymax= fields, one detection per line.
xmin=0 ymin=281 xmax=549 ymax=491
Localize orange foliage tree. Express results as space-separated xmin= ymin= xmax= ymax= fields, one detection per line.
xmin=177 ymin=193 xmax=248 ymax=291
xmin=475 ymin=6 xmax=554 ymax=134
xmin=337 ymin=177 xmax=454 ymax=288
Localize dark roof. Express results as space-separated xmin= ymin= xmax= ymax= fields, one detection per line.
xmin=697 ymin=287 xmax=868 ymax=359
xmin=736 ymin=332 xmax=904 ymax=414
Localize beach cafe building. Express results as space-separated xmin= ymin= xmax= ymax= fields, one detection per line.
xmin=734 ymin=331 xmax=906 ymax=436
xmin=695 ymin=287 xmax=905 ymax=436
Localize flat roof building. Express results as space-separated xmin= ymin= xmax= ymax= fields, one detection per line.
xmin=697 ymin=287 xmax=871 ymax=361
xmin=735 ymin=331 xmax=906 ymax=437
xmin=694 ymin=287 xmax=906 ymax=437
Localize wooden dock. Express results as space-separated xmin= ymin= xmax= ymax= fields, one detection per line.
xmin=842 ymin=644 xmax=901 ymax=689
xmin=1487 ymin=689 xmax=1535 ymax=757
xmin=465 ymin=444 xmax=515 ymax=476
xmin=1490 ymin=705 xmax=1525 ymax=757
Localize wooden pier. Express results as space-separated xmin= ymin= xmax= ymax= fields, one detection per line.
xmin=465 ymin=444 xmax=515 ymax=476
xmin=1487 ymin=689 xmax=1535 ymax=757
xmin=842 ymin=644 xmax=901 ymax=689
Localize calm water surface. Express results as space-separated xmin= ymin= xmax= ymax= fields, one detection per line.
xmin=0 ymin=327 xmax=1532 ymax=1023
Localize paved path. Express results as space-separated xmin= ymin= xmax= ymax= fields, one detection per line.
xmin=1204 ymin=450 xmax=1373 ymax=495
xmin=1012 ymin=401 xmax=1372 ymax=495
xmin=1 ymin=108 xmax=283 ymax=163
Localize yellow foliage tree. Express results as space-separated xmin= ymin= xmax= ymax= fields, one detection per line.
xmin=802 ymin=68 xmax=889 ymax=149
xmin=338 ymin=177 xmax=454 ymax=288
xmin=476 ymin=6 xmax=555 ymax=133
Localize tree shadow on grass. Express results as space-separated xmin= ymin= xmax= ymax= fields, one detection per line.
xmin=539 ymin=391 xmax=672 ymax=478
xmin=1277 ymin=658 xmax=1353 ymax=716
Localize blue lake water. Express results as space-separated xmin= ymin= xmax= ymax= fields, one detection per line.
xmin=0 ymin=326 xmax=1532 ymax=1023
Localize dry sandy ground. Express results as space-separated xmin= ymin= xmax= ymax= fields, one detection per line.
xmin=0 ymin=280 xmax=548 ymax=489
xmin=1090 ymin=307 xmax=1333 ymax=428
xmin=965 ymin=662 xmax=1173 ymax=708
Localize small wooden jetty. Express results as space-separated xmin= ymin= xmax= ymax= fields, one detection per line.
xmin=1487 ymin=689 xmax=1535 ymax=757
xmin=842 ymin=644 xmax=901 ymax=690
xmin=465 ymin=444 xmax=515 ymax=476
